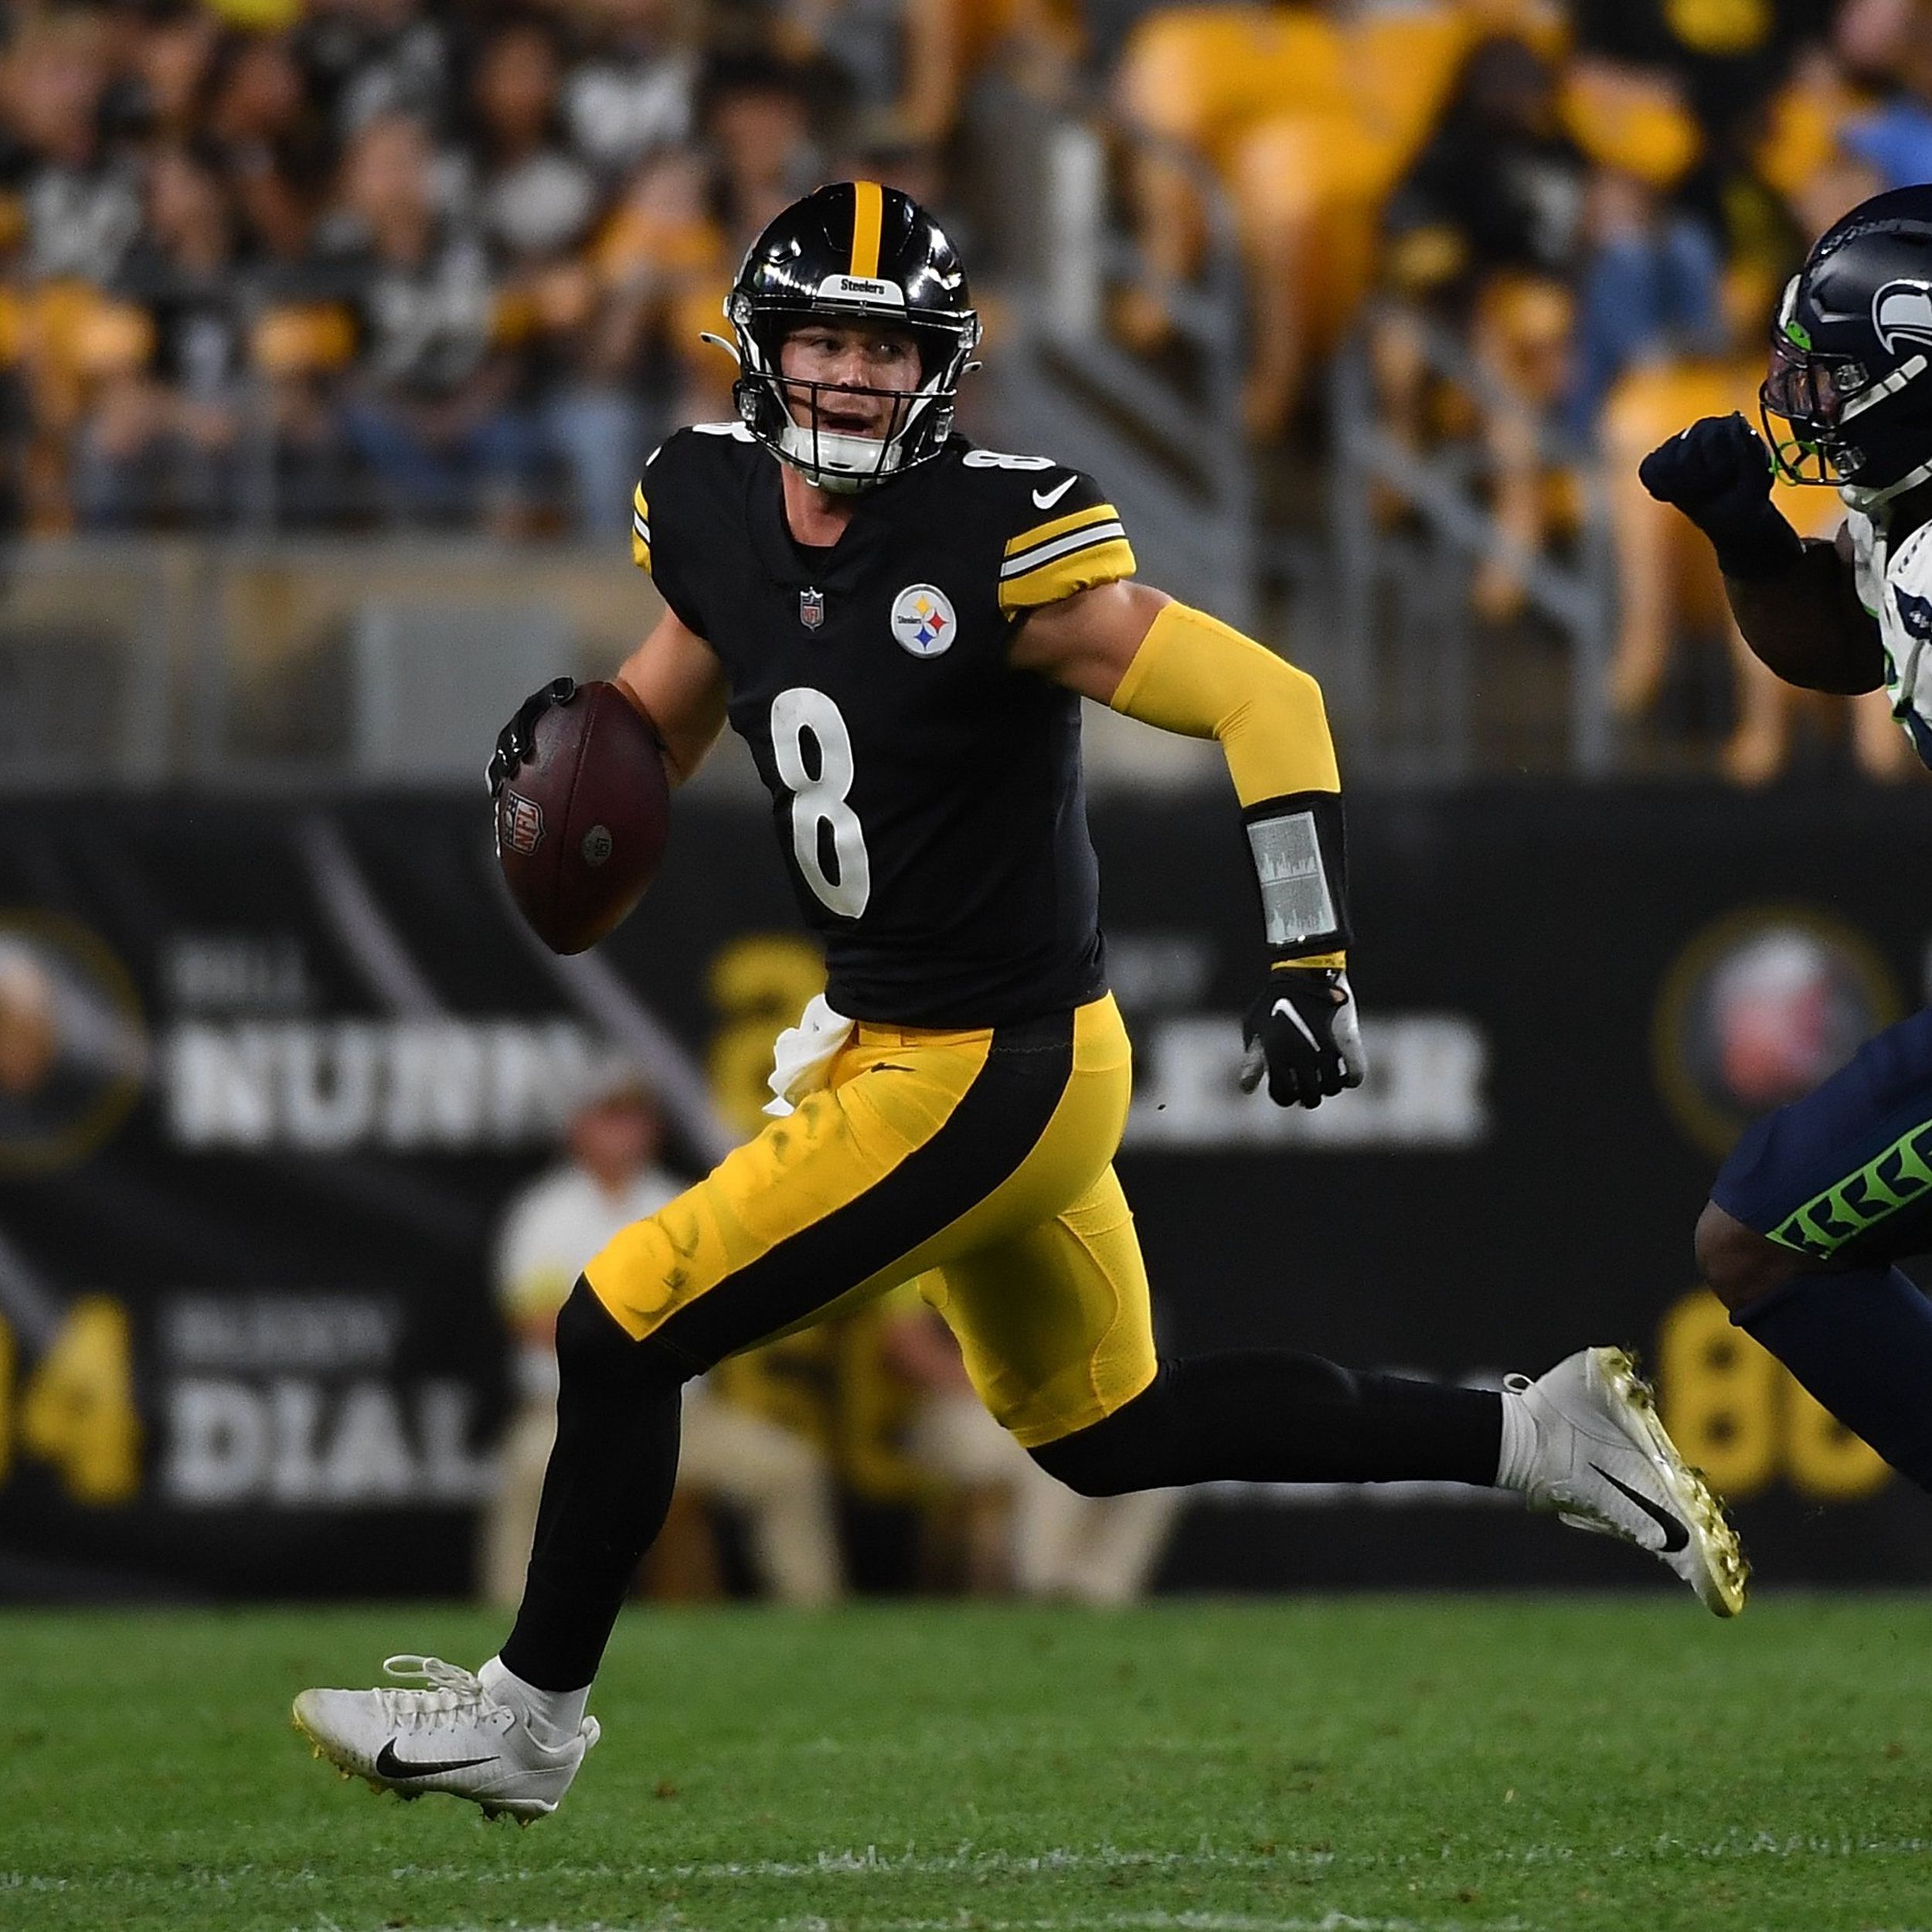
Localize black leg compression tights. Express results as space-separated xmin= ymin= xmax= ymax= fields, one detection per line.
xmin=502 ymin=1287 xmax=1505 ymax=1692
xmin=500 ymin=1281 xmax=687 ymax=1692
xmin=1030 ymin=1353 xmax=1502 ymax=1495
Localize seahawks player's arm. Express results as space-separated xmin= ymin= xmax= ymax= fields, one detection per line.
xmin=1012 ymin=580 xmax=1362 ymax=1107
xmin=1638 ymin=413 xmax=1883 ymax=695
xmin=613 ymin=606 xmax=731 ymax=787
xmin=1724 ymin=524 xmax=1885 ymax=696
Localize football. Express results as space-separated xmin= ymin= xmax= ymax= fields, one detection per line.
xmin=495 ymin=680 xmax=669 ymax=954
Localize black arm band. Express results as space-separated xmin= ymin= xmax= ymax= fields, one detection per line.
xmin=1241 ymin=789 xmax=1351 ymax=957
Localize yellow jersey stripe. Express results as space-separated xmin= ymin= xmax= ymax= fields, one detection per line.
xmin=998 ymin=535 xmax=1137 ymax=613
xmin=631 ymin=482 xmax=651 ymax=570
xmin=850 ymin=180 xmax=883 ymax=280
xmin=586 ymin=1029 xmax=996 ymax=1341
xmin=1003 ymin=501 xmax=1118 ymax=559
xmin=1000 ymin=518 xmax=1128 ymax=580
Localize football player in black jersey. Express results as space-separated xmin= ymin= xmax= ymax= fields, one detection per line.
xmin=293 ymin=183 xmax=1744 ymax=1820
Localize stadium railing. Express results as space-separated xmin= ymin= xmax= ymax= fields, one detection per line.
xmin=965 ymin=77 xmax=1260 ymax=638
xmin=0 ymin=536 xmax=1232 ymax=794
xmin=1325 ymin=304 xmax=1620 ymax=779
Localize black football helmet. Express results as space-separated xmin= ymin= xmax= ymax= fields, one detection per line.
xmin=719 ymin=181 xmax=981 ymax=493
xmin=1760 ymin=184 xmax=1932 ymax=505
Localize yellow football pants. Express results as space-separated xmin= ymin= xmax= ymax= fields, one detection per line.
xmin=584 ymin=995 xmax=1158 ymax=1448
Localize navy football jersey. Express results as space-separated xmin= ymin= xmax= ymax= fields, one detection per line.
xmin=631 ymin=427 xmax=1138 ymax=1026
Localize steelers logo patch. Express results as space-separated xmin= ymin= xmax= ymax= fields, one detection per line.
xmin=889 ymin=583 xmax=956 ymax=658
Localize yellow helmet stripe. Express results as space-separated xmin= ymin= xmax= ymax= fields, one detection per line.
xmin=849 ymin=180 xmax=883 ymax=281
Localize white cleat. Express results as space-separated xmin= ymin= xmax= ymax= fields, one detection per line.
xmin=291 ymin=1655 xmax=599 ymax=1821
xmin=1510 ymin=1345 xmax=1749 ymax=1617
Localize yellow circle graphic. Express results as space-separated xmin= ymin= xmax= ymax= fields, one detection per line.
xmin=0 ymin=911 xmax=148 ymax=1175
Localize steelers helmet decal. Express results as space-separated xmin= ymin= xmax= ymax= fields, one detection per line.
xmin=723 ymin=182 xmax=982 ymax=493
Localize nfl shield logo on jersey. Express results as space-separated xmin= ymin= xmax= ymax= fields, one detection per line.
xmin=890 ymin=583 xmax=957 ymax=658
xmin=799 ymin=587 xmax=825 ymax=631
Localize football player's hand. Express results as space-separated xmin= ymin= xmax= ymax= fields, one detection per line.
xmin=1240 ymin=965 xmax=1366 ymax=1109
xmin=1638 ymin=414 xmax=1807 ymax=586
xmin=487 ymin=677 xmax=577 ymax=798
xmin=1638 ymin=413 xmax=1771 ymax=520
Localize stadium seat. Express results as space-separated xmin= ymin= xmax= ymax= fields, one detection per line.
xmin=1118 ymin=7 xmax=1350 ymax=162
xmin=1230 ymin=110 xmax=1393 ymax=430
xmin=1227 ymin=5 xmax=1475 ymax=436
xmin=1600 ymin=358 xmax=1875 ymax=781
xmin=1346 ymin=7 xmax=1475 ymax=167
xmin=1458 ymin=0 xmax=1570 ymax=56
xmin=954 ymin=0 xmax=1086 ymax=79
xmin=1115 ymin=4 xmax=1353 ymax=352
xmin=1560 ymin=66 xmax=1702 ymax=187
xmin=251 ymin=304 xmax=355 ymax=377
xmin=1124 ymin=3 xmax=1515 ymax=430
xmin=70 ymin=301 xmax=154 ymax=381
xmin=1751 ymin=66 xmax=1858 ymax=201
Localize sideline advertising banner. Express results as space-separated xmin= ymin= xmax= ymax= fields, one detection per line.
xmin=0 ymin=784 xmax=1926 ymax=1597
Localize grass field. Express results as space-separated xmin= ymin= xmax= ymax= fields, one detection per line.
xmin=5 ymin=1596 xmax=1931 ymax=1932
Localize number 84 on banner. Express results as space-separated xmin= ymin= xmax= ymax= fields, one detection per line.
xmin=0 ymin=1296 xmax=141 ymax=1505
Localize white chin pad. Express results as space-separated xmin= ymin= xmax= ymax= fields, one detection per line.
xmin=779 ymin=421 xmax=900 ymax=490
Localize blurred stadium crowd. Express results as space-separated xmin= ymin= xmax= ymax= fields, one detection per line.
xmin=0 ymin=0 xmax=1035 ymax=536
xmin=1111 ymin=0 xmax=1930 ymax=778
xmin=0 ymin=0 xmax=1927 ymax=770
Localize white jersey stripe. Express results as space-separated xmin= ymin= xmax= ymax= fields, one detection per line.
xmin=998 ymin=520 xmax=1128 ymax=580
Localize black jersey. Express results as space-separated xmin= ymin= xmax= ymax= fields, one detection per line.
xmin=631 ymin=427 xmax=1138 ymax=1027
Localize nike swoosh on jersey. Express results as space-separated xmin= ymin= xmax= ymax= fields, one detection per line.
xmin=374 ymin=1740 xmax=501 ymax=1779
xmin=1031 ymin=474 xmax=1078 ymax=509
xmin=1589 ymin=1464 xmax=1690 ymax=1553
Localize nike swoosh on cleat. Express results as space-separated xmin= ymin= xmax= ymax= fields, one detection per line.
xmin=375 ymin=1740 xmax=500 ymax=1779
xmin=1031 ymin=475 xmax=1077 ymax=509
xmin=1589 ymin=1463 xmax=1689 ymax=1552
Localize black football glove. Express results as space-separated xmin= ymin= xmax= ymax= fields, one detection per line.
xmin=486 ymin=677 xmax=577 ymax=798
xmin=1240 ymin=964 xmax=1366 ymax=1109
xmin=1636 ymin=413 xmax=1803 ymax=580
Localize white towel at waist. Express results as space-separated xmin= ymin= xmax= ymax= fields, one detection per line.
xmin=764 ymin=993 xmax=855 ymax=1117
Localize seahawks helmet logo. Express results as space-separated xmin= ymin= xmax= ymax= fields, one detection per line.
xmin=1872 ymin=280 xmax=1932 ymax=355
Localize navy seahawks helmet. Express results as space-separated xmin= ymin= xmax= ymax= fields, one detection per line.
xmin=1760 ymin=184 xmax=1932 ymax=505
xmin=720 ymin=181 xmax=981 ymax=493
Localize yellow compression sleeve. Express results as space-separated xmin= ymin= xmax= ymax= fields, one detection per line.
xmin=1108 ymin=601 xmax=1345 ymax=964
xmin=1107 ymin=600 xmax=1340 ymax=803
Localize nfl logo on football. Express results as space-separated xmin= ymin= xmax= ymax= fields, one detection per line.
xmin=799 ymin=587 xmax=825 ymax=631
xmin=501 ymin=791 xmax=543 ymax=855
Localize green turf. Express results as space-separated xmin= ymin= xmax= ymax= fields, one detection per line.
xmin=4 ymin=1596 xmax=1930 ymax=1932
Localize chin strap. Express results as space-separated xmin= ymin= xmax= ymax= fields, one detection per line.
xmin=1844 ymin=450 xmax=1932 ymax=511
xmin=777 ymin=417 xmax=903 ymax=491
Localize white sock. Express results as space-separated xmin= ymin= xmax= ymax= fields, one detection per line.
xmin=479 ymin=1656 xmax=589 ymax=1750
xmin=1494 ymin=1387 xmax=1540 ymax=1492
